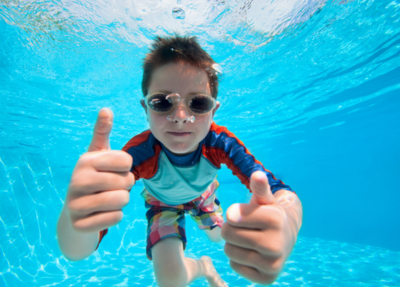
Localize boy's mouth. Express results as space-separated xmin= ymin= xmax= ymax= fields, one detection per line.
xmin=167 ymin=132 xmax=193 ymax=136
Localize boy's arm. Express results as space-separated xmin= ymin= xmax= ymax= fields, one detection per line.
xmin=56 ymin=108 xmax=134 ymax=261
xmin=221 ymin=172 xmax=303 ymax=285
xmin=57 ymin=206 xmax=100 ymax=261
xmin=205 ymin=124 xmax=302 ymax=284
xmin=203 ymin=123 xmax=293 ymax=194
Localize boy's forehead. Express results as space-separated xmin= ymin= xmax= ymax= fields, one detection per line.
xmin=148 ymin=62 xmax=211 ymax=95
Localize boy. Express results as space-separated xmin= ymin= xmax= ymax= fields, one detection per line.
xmin=57 ymin=35 xmax=303 ymax=287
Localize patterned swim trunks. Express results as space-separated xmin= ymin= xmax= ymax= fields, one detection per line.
xmin=142 ymin=179 xmax=224 ymax=260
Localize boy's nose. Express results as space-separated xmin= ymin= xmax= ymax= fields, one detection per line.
xmin=171 ymin=105 xmax=192 ymax=124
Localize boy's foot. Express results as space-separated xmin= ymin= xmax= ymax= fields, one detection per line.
xmin=200 ymin=256 xmax=228 ymax=287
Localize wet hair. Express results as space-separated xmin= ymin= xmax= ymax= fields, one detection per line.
xmin=141 ymin=35 xmax=219 ymax=99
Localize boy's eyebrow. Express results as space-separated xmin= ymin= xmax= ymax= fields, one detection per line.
xmin=154 ymin=90 xmax=211 ymax=96
xmin=156 ymin=90 xmax=173 ymax=94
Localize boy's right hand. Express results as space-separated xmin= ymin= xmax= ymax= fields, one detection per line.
xmin=65 ymin=108 xmax=135 ymax=234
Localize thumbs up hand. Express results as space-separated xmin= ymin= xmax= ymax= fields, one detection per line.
xmin=221 ymin=171 xmax=302 ymax=285
xmin=65 ymin=108 xmax=135 ymax=234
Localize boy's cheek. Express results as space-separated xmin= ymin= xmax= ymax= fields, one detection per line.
xmin=148 ymin=112 xmax=164 ymax=126
xmin=148 ymin=114 xmax=169 ymax=137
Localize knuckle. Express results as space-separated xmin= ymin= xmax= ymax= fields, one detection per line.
xmin=121 ymin=152 xmax=133 ymax=168
xmin=269 ymin=258 xmax=284 ymax=274
xmin=119 ymin=191 xmax=130 ymax=207
xmin=255 ymin=241 xmax=267 ymax=254
xmin=223 ymin=243 xmax=234 ymax=257
xmin=78 ymin=152 xmax=95 ymax=167
xmin=71 ymin=219 xmax=88 ymax=232
xmin=265 ymin=207 xmax=285 ymax=229
xmin=257 ymin=274 xmax=278 ymax=285
xmin=127 ymin=172 xmax=135 ymax=188
xmin=260 ymin=237 xmax=284 ymax=256
xmin=68 ymin=173 xmax=81 ymax=189
xmin=75 ymin=177 xmax=89 ymax=188
xmin=67 ymin=199 xmax=84 ymax=214
xmin=113 ymin=151 xmax=133 ymax=170
xmin=71 ymin=222 xmax=81 ymax=232
xmin=101 ymin=211 xmax=123 ymax=228
xmin=75 ymin=156 xmax=86 ymax=168
xmin=69 ymin=172 xmax=92 ymax=191
xmin=110 ymin=211 xmax=123 ymax=225
xmin=102 ymin=173 xmax=123 ymax=190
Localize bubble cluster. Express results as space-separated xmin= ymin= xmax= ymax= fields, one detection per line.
xmin=206 ymin=63 xmax=223 ymax=76
xmin=212 ymin=64 xmax=222 ymax=74
xmin=166 ymin=114 xmax=195 ymax=123
xmin=172 ymin=7 xmax=185 ymax=19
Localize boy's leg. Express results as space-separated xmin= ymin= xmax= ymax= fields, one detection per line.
xmin=204 ymin=226 xmax=222 ymax=243
xmin=152 ymin=236 xmax=227 ymax=287
xmin=192 ymin=180 xmax=224 ymax=244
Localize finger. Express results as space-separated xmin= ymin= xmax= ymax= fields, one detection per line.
xmin=70 ymin=171 xmax=135 ymax=195
xmin=88 ymin=108 xmax=114 ymax=152
xmin=85 ymin=150 xmax=133 ymax=173
xmin=250 ymin=171 xmax=277 ymax=206
xmin=68 ymin=190 xmax=130 ymax=217
xmin=229 ymin=260 xmax=278 ymax=286
xmin=226 ymin=203 xmax=285 ymax=229
xmin=221 ymin=224 xmax=283 ymax=257
xmin=73 ymin=210 xmax=124 ymax=233
xmin=224 ymin=243 xmax=283 ymax=276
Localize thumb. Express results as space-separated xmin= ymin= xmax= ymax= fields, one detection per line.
xmin=249 ymin=171 xmax=277 ymax=205
xmin=88 ymin=108 xmax=114 ymax=152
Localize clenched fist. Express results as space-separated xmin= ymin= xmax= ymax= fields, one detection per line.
xmin=65 ymin=108 xmax=135 ymax=233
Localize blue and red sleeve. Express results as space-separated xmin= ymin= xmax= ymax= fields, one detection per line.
xmin=121 ymin=130 xmax=161 ymax=180
xmin=202 ymin=122 xmax=293 ymax=194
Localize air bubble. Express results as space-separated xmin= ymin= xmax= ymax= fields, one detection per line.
xmin=172 ymin=7 xmax=185 ymax=19
xmin=177 ymin=0 xmax=181 ymax=4
xmin=167 ymin=114 xmax=195 ymax=123
xmin=206 ymin=64 xmax=223 ymax=76
xmin=212 ymin=64 xmax=222 ymax=74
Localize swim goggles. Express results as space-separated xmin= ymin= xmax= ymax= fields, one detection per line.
xmin=141 ymin=92 xmax=217 ymax=115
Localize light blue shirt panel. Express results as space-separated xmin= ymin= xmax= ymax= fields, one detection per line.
xmin=142 ymin=151 xmax=219 ymax=205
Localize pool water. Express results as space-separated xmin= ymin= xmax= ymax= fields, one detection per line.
xmin=1 ymin=0 xmax=400 ymax=286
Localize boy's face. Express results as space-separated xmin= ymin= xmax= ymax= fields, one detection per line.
xmin=141 ymin=61 xmax=219 ymax=155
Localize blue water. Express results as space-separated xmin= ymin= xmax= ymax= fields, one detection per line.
xmin=1 ymin=0 xmax=400 ymax=286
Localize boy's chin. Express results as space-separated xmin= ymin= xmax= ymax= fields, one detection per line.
xmin=164 ymin=143 xmax=198 ymax=156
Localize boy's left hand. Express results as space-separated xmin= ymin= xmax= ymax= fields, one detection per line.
xmin=221 ymin=171 xmax=302 ymax=285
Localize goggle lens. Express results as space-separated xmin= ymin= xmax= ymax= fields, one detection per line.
xmin=189 ymin=95 xmax=215 ymax=114
xmin=148 ymin=94 xmax=173 ymax=112
xmin=146 ymin=93 xmax=215 ymax=115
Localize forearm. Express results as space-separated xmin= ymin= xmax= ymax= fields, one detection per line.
xmin=57 ymin=206 xmax=100 ymax=261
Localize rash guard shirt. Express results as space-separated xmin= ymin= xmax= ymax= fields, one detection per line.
xmin=95 ymin=122 xmax=293 ymax=249
xmin=123 ymin=122 xmax=293 ymax=204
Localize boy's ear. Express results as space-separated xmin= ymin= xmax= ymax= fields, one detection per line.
xmin=140 ymin=99 xmax=147 ymax=114
xmin=212 ymin=101 xmax=220 ymax=118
